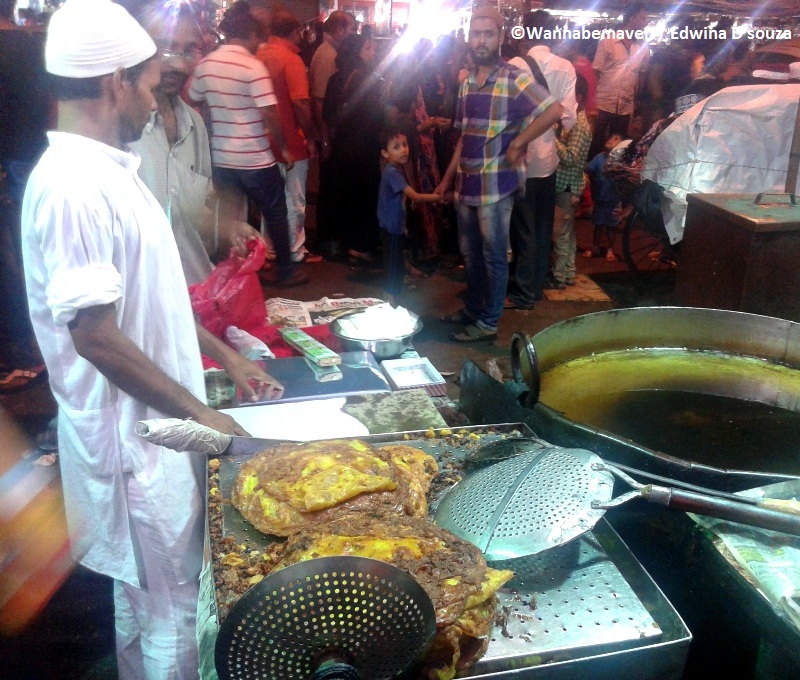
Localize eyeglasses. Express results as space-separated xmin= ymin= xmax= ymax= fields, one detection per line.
xmin=159 ymin=47 xmax=202 ymax=62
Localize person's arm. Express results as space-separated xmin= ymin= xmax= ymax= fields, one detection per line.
xmin=69 ymin=304 xmax=248 ymax=435
xmin=197 ymin=202 xmax=266 ymax=258
xmin=260 ymin=105 xmax=294 ymax=170
xmin=195 ymin=323 xmax=284 ymax=402
xmin=312 ymin=97 xmax=331 ymax=158
xmin=507 ymin=102 xmax=565 ymax=165
xmin=435 ymin=133 xmax=462 ymax=196
xmin=285 ymin=55 xmax=319 ymax=160
xmin=592 ymin=39 xmax=609 ymax=79
xmin=403 ymin=186 xmax=442 ymax=204
xmin=309 ymin=52 xmax=335 ymax=156
xmin=559 ymin=67 xmax=578 ymax=131
xmin=291 ymin=98 xmax=319 ymax=160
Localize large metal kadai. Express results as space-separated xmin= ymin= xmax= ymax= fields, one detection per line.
xmin=436 ymin=446 xmax=800 ymax=561
xmin=215 ymin=556 xmax=436 ymax=680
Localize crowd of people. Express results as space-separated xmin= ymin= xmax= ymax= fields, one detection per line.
xmin=3 ymin=0 xmax=798 ymax=360
xmin=1 ymin=1 xmax=799 ymax=679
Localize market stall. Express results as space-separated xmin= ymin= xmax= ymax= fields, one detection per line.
xmin=206 ymin=426 xmax=691 ymax=679
xmin=144 ymin=292 xmax=700 ymax=678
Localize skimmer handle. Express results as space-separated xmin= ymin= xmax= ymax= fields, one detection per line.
xmin=312 ymin=660 xmax=361 ymax=680
xmin=643 ymin=486 xmax=800 ymax=536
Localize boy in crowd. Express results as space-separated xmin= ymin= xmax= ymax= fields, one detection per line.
xmin=378 ymin=128 xmax=441 ymax=305
xmin=548 ymin=74 xmax=592 ymax=288
xmin=585 ymin=133 xmax=624 ymax=261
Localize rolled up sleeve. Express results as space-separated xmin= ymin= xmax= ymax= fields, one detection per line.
xmin=34 ymin=187 xmax=123 ymax=326
xmin=514 ymin=70 xmax=557 ymax=120
xmin=48 ymin=264 xmax=122 ymax=325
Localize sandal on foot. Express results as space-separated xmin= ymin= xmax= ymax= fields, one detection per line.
xmin=450 ymin=323 xmax=497 ymax=343
xmin=0 ymin=365 xmax=46 ymax=393
xmin=504 ymin=299 xmax=535 ymax=310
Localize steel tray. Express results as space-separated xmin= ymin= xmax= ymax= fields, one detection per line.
xmin=211 ymin=424 xmax=691 ymax=679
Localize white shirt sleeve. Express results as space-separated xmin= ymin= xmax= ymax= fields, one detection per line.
xmin=559 ymin=64 xmax=578 ymax=131
xmin=34 ymin=185 xmax=123 ymax=325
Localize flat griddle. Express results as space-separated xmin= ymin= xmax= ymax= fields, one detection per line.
xmin=210 ymin=424 xmax=691 ymax=679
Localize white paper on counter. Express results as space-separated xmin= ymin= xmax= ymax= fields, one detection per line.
xmin=220 ymin=398 xmax=369 ymax=441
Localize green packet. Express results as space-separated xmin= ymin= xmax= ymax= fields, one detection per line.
xmin=279 ymin=327 xmax=341 ymax=366
xmin=304 ymin=357 xmax=343 ymax=382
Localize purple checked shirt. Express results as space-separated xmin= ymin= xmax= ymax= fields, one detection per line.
xmin=454 ymin=58 xmax=555 ymax=206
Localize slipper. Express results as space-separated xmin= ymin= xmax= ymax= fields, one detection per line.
xmin=504 ymin=299 xmax=534 ymax=310
xmin=440 ymin=309 xmax=476 ymax=324
xmin=405 ymin=264 xmax=428 ymax=278
xmin=450 ymin=323 xmax=497 ymax=343
xmin=0 ymin=365 xmax=46 ymax=393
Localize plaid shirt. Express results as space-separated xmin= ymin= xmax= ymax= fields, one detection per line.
xmin=555 ymin=110 xmax=591 ymax=194
xmin=454 ymin=58 xmax=555 ymax=206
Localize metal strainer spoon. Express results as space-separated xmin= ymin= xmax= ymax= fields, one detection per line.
xmin=435 ymin=447 xmax=800 ymax=561
xmin=215 ymin=556 xmax=436 ymax=680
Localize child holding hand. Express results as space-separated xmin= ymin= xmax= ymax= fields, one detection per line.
xmin=377 ymin=127 xmax=442 ymax=305
xmin=585 ymin=133 xmax=624 ymax=261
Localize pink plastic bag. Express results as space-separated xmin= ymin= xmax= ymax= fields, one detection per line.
xmin=189 ymin=240 xmax=267 ymax=337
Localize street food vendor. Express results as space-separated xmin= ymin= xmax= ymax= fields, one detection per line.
xmin=20 ymin=0 xmax=278 ymax=677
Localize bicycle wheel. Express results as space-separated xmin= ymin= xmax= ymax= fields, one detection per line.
xmin=621 ymin=210 xmax=678 ymax=283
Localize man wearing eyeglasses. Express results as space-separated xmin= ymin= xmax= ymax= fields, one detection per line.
xmin=131 ymin=3 xmax=264 ymax=286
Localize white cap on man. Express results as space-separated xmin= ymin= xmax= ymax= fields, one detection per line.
xmin=46 ymin=0 xmax=157 ymax=78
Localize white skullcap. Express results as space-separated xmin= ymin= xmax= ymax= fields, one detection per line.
xmin=46 ymin=0 xmax=157 ymax=78
xmin=790 ymin=62 xmax=800 ymax=81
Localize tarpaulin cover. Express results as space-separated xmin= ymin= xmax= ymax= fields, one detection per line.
xmin=641 ymin=83 xmax=800 ymax=243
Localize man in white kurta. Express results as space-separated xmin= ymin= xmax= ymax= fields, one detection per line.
xmin=20 ymin=1 xmax=267 ymax=678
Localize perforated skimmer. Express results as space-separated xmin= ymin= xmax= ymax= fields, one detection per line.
xmin=436 ymin=446 xmax=800 ymax=561
xmin=215 ymin=556 xmax=436 ymax=680
xmin=435 ymin=447 xmax=613 ymax=561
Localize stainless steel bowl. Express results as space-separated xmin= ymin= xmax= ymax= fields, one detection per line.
xmin=329 ymin=309 xmax=423 ymax=360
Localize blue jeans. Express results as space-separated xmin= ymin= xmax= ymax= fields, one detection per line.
xmin=213 ymin=165 xmax=293 ymax=280
xmin=455 ymin=194 xmax=515 ymax=330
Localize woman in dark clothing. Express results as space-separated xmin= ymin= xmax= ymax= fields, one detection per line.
xmin=324 ymin=36 xmax=386 ymax=262
xmin=316 ymin=34 xmax=373 ymax=259
xmin=322 ymin=34 xmax=370 ymax=141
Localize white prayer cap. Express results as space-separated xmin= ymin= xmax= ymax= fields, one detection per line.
xmin=46 ymin=0 xmax=157 ymax=78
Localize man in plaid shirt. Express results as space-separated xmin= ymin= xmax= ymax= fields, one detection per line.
xmin=437 ymin=5 xmax=563 ymax=342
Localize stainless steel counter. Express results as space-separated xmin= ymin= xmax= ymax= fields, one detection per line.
xmin=211 ymin=425 xmax=691 ymax=679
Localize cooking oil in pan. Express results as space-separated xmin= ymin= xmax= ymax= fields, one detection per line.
xmin=540 ymin=348 xmax=800 ymax=474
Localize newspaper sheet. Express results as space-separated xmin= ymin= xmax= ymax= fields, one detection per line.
xmin=690 ymin=479 xmax=800 ymax=633
xmin=265 ymin=296 xmax=384 ymax=327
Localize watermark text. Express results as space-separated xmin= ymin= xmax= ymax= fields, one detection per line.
xmin=507 ymin=25 xmax=793 ymax=42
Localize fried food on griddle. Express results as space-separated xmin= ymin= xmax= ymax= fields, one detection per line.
xmin=232 ymin=439 xmax=438 ymax=536
xmin=267 ymin=513 xmax=514 ymax=680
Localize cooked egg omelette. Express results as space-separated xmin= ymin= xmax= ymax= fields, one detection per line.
xmin=266 ymin=513 xmax=514 ymax=680
xmin=232 ymin=439 xmax=438 ymax=536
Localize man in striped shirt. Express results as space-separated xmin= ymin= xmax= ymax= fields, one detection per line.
xmin=189 ymin=1 xmax=307 ymax=287
xmin=436 ymin=5 xmax=563 ymax=342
